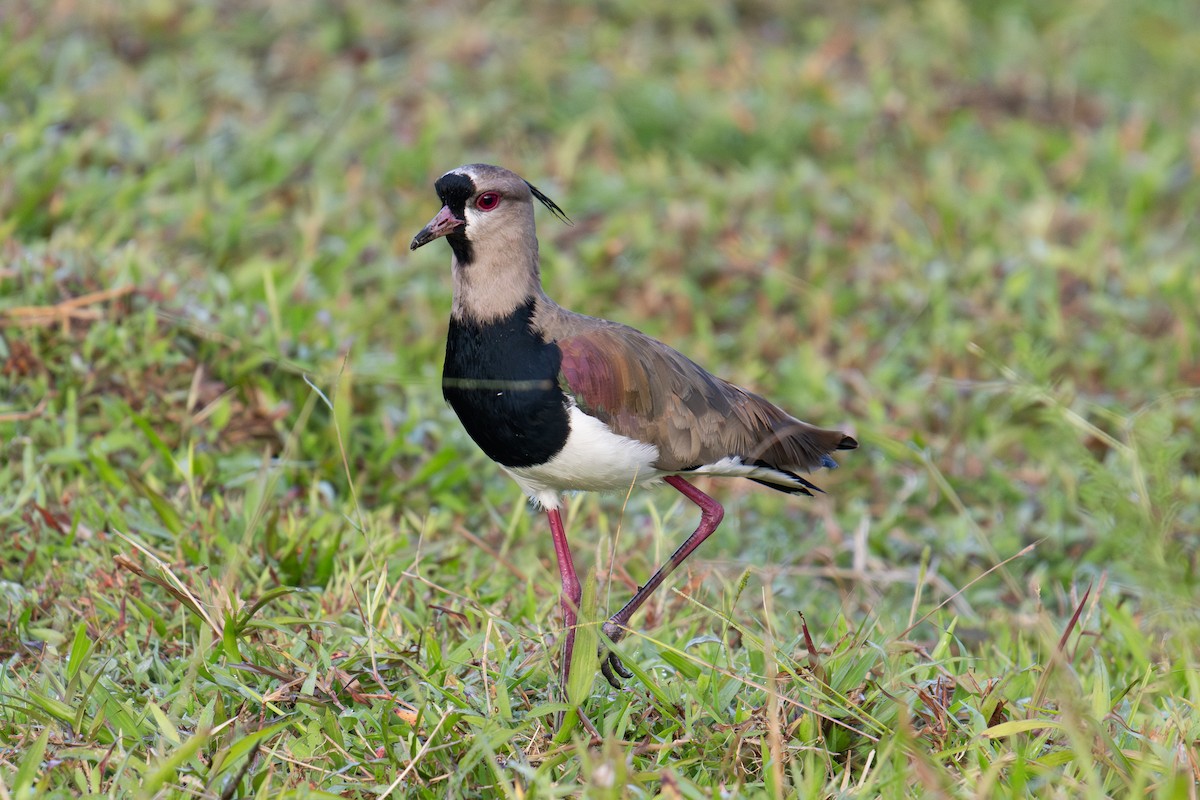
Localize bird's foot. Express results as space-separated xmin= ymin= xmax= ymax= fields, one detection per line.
xmin=600 ymin=651 xmax=633 ymax=688
xmin=598 ymin=620 xmax=634 ymax=688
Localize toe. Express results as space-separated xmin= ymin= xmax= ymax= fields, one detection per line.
xmin=600 ymin=658 xmax=622 ymax=689
xmin=600 ymin=651 xmax=634 ymax=688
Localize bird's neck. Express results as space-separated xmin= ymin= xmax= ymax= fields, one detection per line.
xmin=450 ymin=246 xmax=548 ymax=325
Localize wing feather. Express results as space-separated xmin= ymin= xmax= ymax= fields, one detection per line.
xmin=556 ymin=324 xmax=854 ymax=473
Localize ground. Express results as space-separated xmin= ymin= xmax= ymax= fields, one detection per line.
xmin=1 ymin=0 xmax=1199 ymax=797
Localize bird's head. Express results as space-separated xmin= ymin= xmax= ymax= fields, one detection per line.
xmin=410 ymin=164 xmax=570 ymax=265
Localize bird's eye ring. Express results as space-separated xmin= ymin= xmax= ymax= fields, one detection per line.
xmin=476 ymin=192 xmax=501 ymax=211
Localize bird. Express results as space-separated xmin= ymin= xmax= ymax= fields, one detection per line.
xmin=410 ymin=164 xmax=857 ymax=690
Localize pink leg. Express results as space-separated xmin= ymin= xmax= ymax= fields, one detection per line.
xmin=547 ymin=507 xmax=581 ymax=691
xmin=600 ymin=475 xmax=725 ymax=686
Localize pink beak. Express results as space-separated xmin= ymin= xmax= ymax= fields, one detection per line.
xmin=410 ymin=205 xmax=465 ymax=250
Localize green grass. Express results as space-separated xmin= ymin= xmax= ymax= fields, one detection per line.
xmin=2 ymin=0 xmax=1199 ymax=796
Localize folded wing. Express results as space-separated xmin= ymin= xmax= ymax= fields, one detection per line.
xmin=555 ymin=324 xmax=856 ymax=476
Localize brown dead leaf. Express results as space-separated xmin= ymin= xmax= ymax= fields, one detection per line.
xmin=2 ymin=339 xmax=44 ymax=378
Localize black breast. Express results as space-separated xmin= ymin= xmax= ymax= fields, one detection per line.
xmin=443 ymin=299 xmax=570 ymax=468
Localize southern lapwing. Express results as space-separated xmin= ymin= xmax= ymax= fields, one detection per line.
xmin=410 ymin=164 xmax=857 ymax=689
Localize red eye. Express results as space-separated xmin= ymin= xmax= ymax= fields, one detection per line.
xmin=476 ymin=192 xmax=501 ymax=211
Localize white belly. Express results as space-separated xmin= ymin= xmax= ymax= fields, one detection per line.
xmin=503 ymin=406 xmax=662 ymax=509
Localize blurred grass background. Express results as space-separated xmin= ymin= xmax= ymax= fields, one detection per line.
xmin=1 ymin=0 xmax=1198 ymax=797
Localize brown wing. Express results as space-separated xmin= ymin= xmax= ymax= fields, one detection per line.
xmin=555 ymin=324 xmax=853 ymax=472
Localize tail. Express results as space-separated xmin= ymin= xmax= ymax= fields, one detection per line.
xmin=749 ymin=428 xmax=857 ymax=496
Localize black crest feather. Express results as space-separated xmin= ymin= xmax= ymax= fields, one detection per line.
xmin=526 ymin=182 xmax=572 ymax=225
